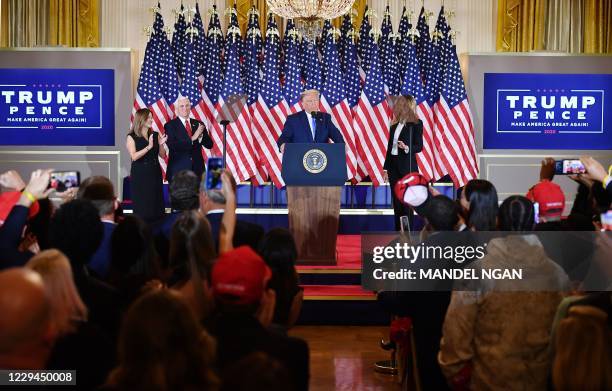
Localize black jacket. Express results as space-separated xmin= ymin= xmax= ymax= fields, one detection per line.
xmin=208 ymin=312 xmax=309 ymax=391
xmin=383 ymin=120 xmax=423 ymax=175
xmin=164 ymin=117 xmax=213 ymax=182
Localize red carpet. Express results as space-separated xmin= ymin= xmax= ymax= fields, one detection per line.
xmin=297 ymin=234 xmax=362 ymax=271
xmin=303 ymin=285 xmax=375 ymax=300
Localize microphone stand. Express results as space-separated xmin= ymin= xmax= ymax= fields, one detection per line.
xmin=220 ymin=120 xmax=230 ymax=168
xmin=406 ymin=124 xmax=414 ymax=234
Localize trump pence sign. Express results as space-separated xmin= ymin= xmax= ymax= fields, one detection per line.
xmin=483 ymin=73 xmax=611 ymax=150
xmin=0 ymin=68 xmax=115 ymax=145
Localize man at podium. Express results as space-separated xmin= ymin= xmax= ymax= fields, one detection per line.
xmin=277 ymin=89 xmax=345 ymax=152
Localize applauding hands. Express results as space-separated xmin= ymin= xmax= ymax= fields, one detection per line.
xmin=191 ymin=123 xmax=205 ymax=141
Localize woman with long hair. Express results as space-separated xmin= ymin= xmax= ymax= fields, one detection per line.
xmin=27 ymin=249 xmax=115 ymax=390
xmin=168 ymin=210 xmax=217 ymax=321
xmin=383 ymin=95 xmax=424 ymax=231
xmin=105 ymin=290 xmax=218 ymax=391
xmin=126 ymin=108 xmax=167 ymax=223
xmin=26 ymin=249 xmax=87 ymax=334
xmin=460 ymin=179 xmax=499 ymax=231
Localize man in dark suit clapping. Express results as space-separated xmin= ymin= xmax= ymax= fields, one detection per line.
xmin=164 ymin=97 xmax=213 ymax=182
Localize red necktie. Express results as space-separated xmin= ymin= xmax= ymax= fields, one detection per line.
xmin=185 ymin=119 xmax=193 ymax=138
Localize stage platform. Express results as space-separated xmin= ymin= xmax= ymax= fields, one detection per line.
xmin=297 ymin=235 xmax=388 ymax=326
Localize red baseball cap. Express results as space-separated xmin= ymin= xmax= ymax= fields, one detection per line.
xmin=526 ymin=180 xmax=565 ymax=218
xmin=0 ymin=191 xmax=40 ymax=226
xmin=394 ymin=172 xmax=430 ymax=207
xmin=212 ymin=246 xmax=272 ymax=305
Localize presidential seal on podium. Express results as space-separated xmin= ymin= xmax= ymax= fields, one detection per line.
xmin=303 ymin=149 xmax=328 ymax=174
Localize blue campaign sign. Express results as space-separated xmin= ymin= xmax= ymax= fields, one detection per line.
xmin=0 ymin=68 xmax=115 ymax=146
xmin=483 ymin=73 xmax=612 ymax=150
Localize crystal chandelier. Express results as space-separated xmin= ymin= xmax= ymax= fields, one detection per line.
xmin=266 ymin=0 xmax=355 ymax=42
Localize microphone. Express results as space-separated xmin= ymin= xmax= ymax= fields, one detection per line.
xmin=310 ymin=111 xmax=321 ymax=119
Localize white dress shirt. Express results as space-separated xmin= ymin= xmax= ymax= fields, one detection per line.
xmin=305 ymin=111 xmax=316 ymax=140
xmin=391 ymin=122 xmax=407 ymax=155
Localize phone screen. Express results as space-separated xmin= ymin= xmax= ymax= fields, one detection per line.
xmin=554 ymin=159 xmax=586 ymax=175
xmin=205 ymin=157 xmax=224 ymax=190
xmin=602 ymin=210 xmax=612 ymax=231
xmin=533 ymin=202 xmax=540 ymax=224
xmin=50 ymin=171 xmax=80 ymax=192
xmin=400 ymin=215 xmax=410 ymax=233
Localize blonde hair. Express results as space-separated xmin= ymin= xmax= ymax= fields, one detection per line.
xmin=300 ymin=89 xmax=320 ymax=99
xmin=26 ymin=249 xmax=88 ymax=335
xmin=131 ymin=108 xmax=152 ymax=138
xmin=393 ymin=95 xmax=419 ymax=124
xmin=552 ymin=305 xmax=612 ymax=391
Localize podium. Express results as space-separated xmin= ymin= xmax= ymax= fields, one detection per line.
xmin=282 ymin=143 xmax=347 ymax=265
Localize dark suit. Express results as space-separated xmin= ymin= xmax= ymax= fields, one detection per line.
xmin=383 ymin=120 xmax=423 ymax=231
xmin=206 ymin=211 xmax=265 ymax=250
xmin=277 ymin=111 xmax=345 ymax=148
xmin=164 ymin=117 xmax=213 ymax=182
xmin=209 ymin=312 xmax=310 ymax=391
xmin=88 ymin=221 xmax=116 ymax=279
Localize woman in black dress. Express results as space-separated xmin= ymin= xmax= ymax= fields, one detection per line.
xmin=126 ymin=108 xmax=167 ymax=223
xmin=383 ymin=95 xmax=424 ymax=231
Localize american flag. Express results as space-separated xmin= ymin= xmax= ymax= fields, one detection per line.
xmin=396 ymin=6 xmax=411 ymax=81
xmin=321 ymin=32 xmax=358 ymax=180
xmin=244 ymin=16 xmax=267 ymax=180
xmin=219 ymin=35 xmax=265 ymax=183
xmin=133 ymin=37 xmax=166 ymax=134
xmin=227 ymin=3 xmax=244 ymax=62
xmin=246 ymin=6 xmax=263 ymax=67
xmin=421 ymin=12 xmax=448 ymax=182
xmin=179 ymin=37 xmax=211 ymax=167
xmin=152 ymin=9 xmax=179 ymax=120
xmin=283 ymin=27 xmax=303 ymax=113
xmin=433 ymin=9 xmax=478 ymax=186
xmin=342 ymin=19 xmax=361 ymax=109
xmin=338 ymin=13 xmax=352 ymax=66
xmin=353 ymin=41 xmax=390 ymax=186
xmin=358 ymin=6 xmax=373 ymax=73
xmin=252 ymin=14 xmax=287 ymax=188
xmin=400 ymin=38 xmax=435 ymax=181
xmin=416 ymin=7 xmax=431 ymax=83
xmin=304 ymin=41 xmax=322 ymax=91
xmin=171 ymin=4 xmax=187 ymax=80
xmin=319 ymin=19 xmax=333 ymax=80
xmin=200 ymin=6 xmax=225 ymax=159
xmin=341 ymin=17 xmax=368 ymax=181
xmin=192 ymin=3 xmax=207 ymax=75
xmin=380 ymin=5 xmax=400 ymax=96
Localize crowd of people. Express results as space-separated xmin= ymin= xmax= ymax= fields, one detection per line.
xmin=0 ymin=153 xmax=610 ymax=390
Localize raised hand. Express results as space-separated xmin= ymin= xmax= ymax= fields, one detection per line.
xmin=147 ymin=133 xmax=154 ymax=149
xmin=0 ymin=170 xmax=26 ymax=191
xmin=539 ymin=157 xmax=555 ymax=181
xmin=397 ymin=140 xmax=409 ymax=152
xmin=580 ymin=156 xmax=607 ymax=182
xmin=24 ymin=169 xmax=54 ymax=200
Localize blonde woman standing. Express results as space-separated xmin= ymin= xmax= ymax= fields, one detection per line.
xmin=383 ymin=95 xmax=424 ymax=231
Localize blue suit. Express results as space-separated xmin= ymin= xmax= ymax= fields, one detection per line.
xmin=277 ymin=111 xmax=345 ymax=148
xmin=89 ymin=221 xmax=116 ymax=278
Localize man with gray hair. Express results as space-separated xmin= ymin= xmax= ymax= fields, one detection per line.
xmin=164 ymin=96 xmax=214 ymax=182
xmin=199 ymin=177 xmax=263 ymax=250
xmin=277 ymin=89 xmax=345 ymax=153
